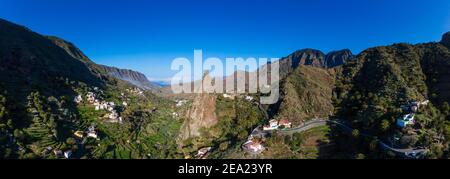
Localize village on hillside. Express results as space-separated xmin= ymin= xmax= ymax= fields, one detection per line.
xmin=45 ymin=87 xmax=148 ymax=159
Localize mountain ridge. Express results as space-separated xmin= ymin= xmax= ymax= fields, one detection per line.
xmin=45 ymin=35 xmax=161 ymax=92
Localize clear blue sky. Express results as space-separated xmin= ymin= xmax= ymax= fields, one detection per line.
xmin=1 ymin=0 xmax=450 ymax=81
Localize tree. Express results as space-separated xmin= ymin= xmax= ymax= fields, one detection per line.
xmin=13 ymin=129 xmax=25 ymax=141
xmin=381 ymin=120 xmax=390 ymax=131
xmin=352 ymin=129 xmax=360 ymax=138
xmin=219 ymin=141 xmax=229 ymax=151
xmin=237 ymin=130 xmax=248 ymax=140
xmin=6 ymin=119 xmax=13 ymax=128
xmin=0 ymin=94 xmax=6 ymax=120
xmin=369 ymin=138 xmax=379 ymax=151
xmin=355 ymin=153 xmax=365 ymax=159
xmin=442 ymin=102 xmax=450 ymax=116
xmin=66 ymin=137 xmax=76 ymax=146
xmin=22 ymin=153 xmax=38 ymax=159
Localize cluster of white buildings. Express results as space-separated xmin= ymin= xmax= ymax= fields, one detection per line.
xmin=74 ymin=124 xmax=99 ymax=139
xmin=94 ymin=101 xmax=116 ymax=111
xmin=175 ymin=99 xmax=188 ymax=107
xmin=222 ymin=94 xmax=254 ymax=102
xmin=397 ymin=100 xmax=430 ymax=128
xmin=223 ymin=94 xmax=235 ymax=99
xmin=74 ymin=89 xmax=124 ymax=123
xmin=245 ymin=96 xmax=254 ymax=102
xmin=263 ymin=119 xmax=292 ymax=131
xmin=126 ymin=87 xmax=144 ymax=96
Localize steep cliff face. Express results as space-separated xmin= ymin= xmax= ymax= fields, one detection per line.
xmin=46 ymin=36 xmax=161 ymax=92
xmin=325 ymin=49 xmax=354 ymax=68
xmin=179 ymin=74 xmax=218 ymax=141
xmin=277 ymin=49 xmax=354 ymax=78
xmin=97 ymin=65 xmax=161 ymax=92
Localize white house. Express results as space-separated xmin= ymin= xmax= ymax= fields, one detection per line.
xmin=223 ymin=94 xmax=234 ymax=99
xmin=86 ymin=92 xmax=96 ymax=103
xmin=74 ymin=95 xmax=83 ymax=104
xmin=244 ymin=140 xmax=264 ymax=153
xmin=248 ymin=142 xmax=264 ymax=153
xmin=87 ymin=131 xmax=98 ymax=139
xmin=64 ymin=150 xmax=72 ymax=159
xmin=176 ymin=100 xmax=187 ymax=107
xmin=263 ymin=120 xmax=279 ymax=131
xmin=420 ymin=100 xmax=430 ymax=106
xmin=195 ymin=147 xmax=212 ymax=159
xmin=397 ymin=113 xmax=415 ymax=128
xmin=278 ymin=119 xmax=292 ymax=129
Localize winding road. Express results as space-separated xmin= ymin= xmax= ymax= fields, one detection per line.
xmin=244 ymin=118 xmax=429 ymax=158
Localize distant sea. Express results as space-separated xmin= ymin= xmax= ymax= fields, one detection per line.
xmin=152 ymin=81 xmax=170 ymax=87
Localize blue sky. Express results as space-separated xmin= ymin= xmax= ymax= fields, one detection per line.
xmin=1 ymin=0 xmax=450 ymax=81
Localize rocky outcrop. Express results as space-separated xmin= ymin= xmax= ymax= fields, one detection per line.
xmin=277 ymin=48 xmax=354 ymax=78
xmin=325 ymin=49 xmax=354 ymax=68
xmin=179 ymin=73 xmax=218 ymax=141
xmin=98 ymin=65 xmax=161 ymax=92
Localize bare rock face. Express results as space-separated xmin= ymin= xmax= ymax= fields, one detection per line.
xmin=179 ymin=73 xmax=218 ymax=141
xmin=325 ymin=49 xmax=354 ymax=68
xmin=98 ymin=65 xmax=162 ymax=92
xmin=276 ymin=48 xmax=354 ymax=79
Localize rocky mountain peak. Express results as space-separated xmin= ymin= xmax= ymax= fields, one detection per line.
xmin=325 ymin=49 xmax=354 ymax=68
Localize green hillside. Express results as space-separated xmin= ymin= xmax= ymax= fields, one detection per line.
xmin=0 ymin=18 xmax=182 ymax=159
xmin=334 ymin=36 xmax=450 ymax=158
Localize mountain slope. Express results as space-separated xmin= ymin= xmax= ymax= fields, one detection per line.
xmin=0 ymin=19 xmax=104 ymax=94
xmin=46 ymin=36 xmax=161 ymax=92
xmin=97 ymin=65 xmax=162 ymax=92
xmin=179 ymin=74 xmax=218 ymax=141
xmin=276 ymin=66 xmax=337 ymax=126
xmin=0 ymin=18 xmax=180 ymax=159
xmin=333 ymin=33 xmax=450 ymax=158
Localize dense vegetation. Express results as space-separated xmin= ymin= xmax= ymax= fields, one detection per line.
xmin=276 ymin=66 xmax=336 ymax=125
xmin=0 ymin=19 xmax=181 ymax=159
xmin=333 ymin=40 xmax=450 ymax=158
xmin=1 ymin=17 xmax=450 ymax=159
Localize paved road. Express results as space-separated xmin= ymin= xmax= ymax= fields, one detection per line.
xmin=244 ymin=118 xmax=429 ymax=158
